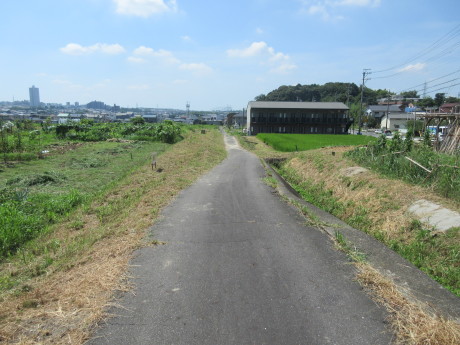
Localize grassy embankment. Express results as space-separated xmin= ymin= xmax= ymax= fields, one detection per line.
xmin=239 ymin=133 xmax=460 ymax=344
xmin=0 ymin=127 xmax=226 ymax=344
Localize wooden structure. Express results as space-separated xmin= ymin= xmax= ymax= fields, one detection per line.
xmin=422 ymin=113 xmax=460 ymax=154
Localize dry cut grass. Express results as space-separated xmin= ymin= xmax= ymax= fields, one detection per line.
xmin=285 ymin=147 xmax=459 ymax=243
xmin=356 ymin=263 xmax=460 ymax=345
xmin=0 ymin=128 xmax=226 ymax=344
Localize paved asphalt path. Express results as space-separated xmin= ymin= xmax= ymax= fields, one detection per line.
xmin=88 ymin=134 xmax=392 ymax=345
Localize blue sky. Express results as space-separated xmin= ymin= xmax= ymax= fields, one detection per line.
xmin=1 ymin=0 xmax=459 ymax=110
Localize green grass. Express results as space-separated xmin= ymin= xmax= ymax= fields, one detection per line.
xmin=389 ymin=224 xmax=460 ymax=296
xmin=256 ymin=133 xmax=376 ymax=152
xmin=0 ymin=141 xmax=169 ymax=257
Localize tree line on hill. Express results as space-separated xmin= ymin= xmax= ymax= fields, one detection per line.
xmin=255 ymin=82 xmax=459 ymax=109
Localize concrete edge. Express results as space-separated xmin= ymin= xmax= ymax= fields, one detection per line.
xmin=262 ymin=159 xmax=460 ymax=320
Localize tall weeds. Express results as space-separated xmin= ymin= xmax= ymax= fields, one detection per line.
xmin=347 ymin=133 xmax=460 ymax=201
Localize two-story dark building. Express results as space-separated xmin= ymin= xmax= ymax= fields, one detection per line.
xmin=246 ymin=101 xmax=351 ymax=135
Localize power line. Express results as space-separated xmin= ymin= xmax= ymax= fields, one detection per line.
xmin=399 ymin=68 xmax=460 ymax=93
xmin=398 ymin=77 xmax=460 ymax=96
xmin=372 ymin=40 xmax=460 ymax=80
xmin=424 ymin=77 xmax=460 ymax=93
xmin=425 ymin=81 xmax=460 ymax=95
xmin=372 ymin=23 xmax=460 ymax=74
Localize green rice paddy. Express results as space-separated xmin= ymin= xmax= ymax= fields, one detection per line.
xmin=256 ymin=133 xmax=376 ymax=152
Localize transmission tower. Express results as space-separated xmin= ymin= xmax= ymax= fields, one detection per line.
xmin=186 ymin=101 xmax=190 ymax=116
xmin=423 ymin=82 xmax=427 ymax=98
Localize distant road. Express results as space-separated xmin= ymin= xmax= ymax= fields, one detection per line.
xmin=88 ymin=134 xmax=392 ymax=345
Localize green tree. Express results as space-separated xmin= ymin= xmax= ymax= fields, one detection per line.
xmin=445 ymin=96 xmax=460 ymax=103
xmin=434 ymin=93 xmax=446 ymax=107
xmin=348 ymin=102 xmax=361 ymax=128
xmin=80 ymin=119 xmax=95 ymax=126
xmin=417 ymin=97 xmax=435 ymax=108
xmin=363 ymin=115 xmax=378 ymax=128
xmin=130 ymin=116 xmax=145 ymax=124
xmin=400 ymin=90 xmax=419 ymax=98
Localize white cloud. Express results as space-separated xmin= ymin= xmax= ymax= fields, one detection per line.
xmin=270 ymin=63 xmax=298 ymax=74
xmin=113 ymin=0 xmax=177 ymax=17
xmin=181 ymin=35 xmax=192 ymax=42
xmin=131 ymin=45 xmax=212 ymax=75
xmin=227 ymin=41 xmax=296 ymax=74
xmin=133 ymin=46 xmax=154 ymax=55
xmin=307 ymin=4 xmax=331 ymax=20
xmin=179 ymin=63 xmax=213 ymax=74
xmin=133 ymin=46 xmax=180 ymax=64
xmin=256 ymin=27 xmax=264 ymax=34
xmin=301 ymin=0 xmax=380 ymax=21
xmin=60 ymin=43 xmax=125 ymax=55
xmin=335 ymin=0 xmax=381 ymax=6
xmin=227 ymin=41 xmax=269 ymax=58
xmin=398 ymin=63 xmax=426 ymax=72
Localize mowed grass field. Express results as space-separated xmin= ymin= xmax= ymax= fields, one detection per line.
xmin=0 ymin=140 xmax=169 ymax=258
xmin=256 ymin=133 xmax=377 ymax=152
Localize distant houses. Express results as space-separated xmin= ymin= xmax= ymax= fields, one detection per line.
xmin=366 ymin=104 xmax=406 ymax=122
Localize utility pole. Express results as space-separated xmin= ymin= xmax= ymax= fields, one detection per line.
xmin=358 ymin=69 xmax=371 ymax=135
xmin=385 ymin=91 xmax=391 ymax=130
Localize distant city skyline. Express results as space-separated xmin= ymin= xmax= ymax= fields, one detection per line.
xmin=1 ymin=1 xmax=459 ymax=110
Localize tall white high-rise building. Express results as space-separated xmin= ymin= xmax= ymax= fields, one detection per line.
xmin=29 ymin=85 xmax=40 ymax=107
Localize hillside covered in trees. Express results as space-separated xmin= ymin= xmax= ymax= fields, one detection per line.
xmin=254 ymin=82 xmax=389 ymax=105
xmin=255 ymin=82 xmax=459 ymax=108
